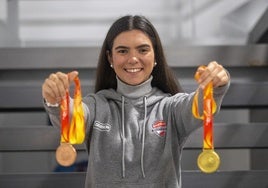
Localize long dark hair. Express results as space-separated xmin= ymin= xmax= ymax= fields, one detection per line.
xmin=95 ymin=15 xmax=183 ymax=95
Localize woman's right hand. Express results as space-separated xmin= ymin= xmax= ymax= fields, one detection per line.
xmin=42 ymin=71 xmax=79 ymax=105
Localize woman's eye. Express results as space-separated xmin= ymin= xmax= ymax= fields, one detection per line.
xmin=139 ymin=48 xmax=149 ymax=54
xmin=117 ymin=49 xmax=128 ymax=54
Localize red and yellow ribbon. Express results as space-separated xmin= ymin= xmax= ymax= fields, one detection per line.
xmin=60 ymin=76 xmax=85 ymax=144
xmin=192 ymin=66 xmax=217 ymax=149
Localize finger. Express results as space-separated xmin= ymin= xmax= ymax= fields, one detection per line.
xmin=213 ymin=69 xmax=229 ymax=88
xmin=42 ymin=71 xmax=79 ymax=103
xmin=198 ymin=62 xmax=221 ymax=88
xmin=42 ymin=88 xmax=58 ymax=104
xmin=195 ymin=66 xmax=205 ymax=81
xmin=47 ymin=74 xmax=61 ymax=99
xmin=56 ymin=71 xmax=79 ymax=95
xmin=54 ymin=72 xmax=69 ymax=99
xmin=68 ymin=71 xmax=79 ymax=82
xmin=42 ymin=78 xmax=60 ymax=103
xmin=55 ymin=72 xmax=69 ymax=93
xmin=207 ymin=62 xmax=227 ymax=87
xmin=48 ymin=73 xmax=66 ymax=100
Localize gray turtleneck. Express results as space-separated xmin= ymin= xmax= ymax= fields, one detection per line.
xmin=116 ymin=76 xmax=153 ymax=98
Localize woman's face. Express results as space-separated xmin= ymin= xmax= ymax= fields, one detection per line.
xmin=108 ymin=29 xmax=155 ymax=86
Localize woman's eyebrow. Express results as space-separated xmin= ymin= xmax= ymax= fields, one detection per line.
xmin=137 ymin=44 xmax=151 ymax=48
xmin=114 ymin=44 xmax=151 ymax=50
xmin=114 ymin=46 xmax=129 ymax=50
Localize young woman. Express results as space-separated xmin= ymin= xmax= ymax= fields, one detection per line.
xmin=42 ymin=15 xmax=230 ymax=188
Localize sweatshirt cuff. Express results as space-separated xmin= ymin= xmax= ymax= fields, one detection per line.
xmin=43 ymin=99 xmax=60 ymax=115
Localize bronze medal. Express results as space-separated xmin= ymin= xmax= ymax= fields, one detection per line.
xmin=56 ymin=143 xmax=77 ymax=166
xmin=197 ymin=149 xmax=220 ymax=173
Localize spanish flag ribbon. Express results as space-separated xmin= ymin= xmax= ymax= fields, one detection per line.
xmin=192 ymin=66 xmax=217 ymax=149
xmin=60 ymin=76 xmax=85 ymax=144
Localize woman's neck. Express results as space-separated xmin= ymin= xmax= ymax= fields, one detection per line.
xmin=116 ymin=76 xmax=153 ymax=98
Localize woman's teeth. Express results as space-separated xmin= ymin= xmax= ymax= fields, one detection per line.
xmin=126 ymin=68 xmax=141 ymax=73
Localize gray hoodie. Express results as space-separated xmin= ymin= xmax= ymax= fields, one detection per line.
xmin=45 ymin=76 xmax=229 ymax=188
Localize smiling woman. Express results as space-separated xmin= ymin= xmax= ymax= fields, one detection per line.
xmin=42 ymin=15 xmax=230 ymax=188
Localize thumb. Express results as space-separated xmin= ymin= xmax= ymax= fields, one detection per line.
xmin=194 ymin=65 xmax=206 ymax=81
xmin=68 ymin=71 xmax=79 ymax=82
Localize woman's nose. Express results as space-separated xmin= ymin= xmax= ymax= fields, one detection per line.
xmin=128 ymin=51 xmax=138 ymax=64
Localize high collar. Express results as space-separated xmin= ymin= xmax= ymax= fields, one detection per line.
xmin=116 ymin=76 xmax=153 ymax=98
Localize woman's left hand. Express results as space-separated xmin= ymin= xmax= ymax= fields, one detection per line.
xmin=195 ymin=61 xmax=230 ymax=89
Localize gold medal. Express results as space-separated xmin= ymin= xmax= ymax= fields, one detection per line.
xmin=197 ymin=149 xmax=220 ymax=173
xmin=56 ymin=143 xmax=77 ymax=167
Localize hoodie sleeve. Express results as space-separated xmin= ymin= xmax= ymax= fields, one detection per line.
xmin=43 ymin=97 xmax=91 ymax=129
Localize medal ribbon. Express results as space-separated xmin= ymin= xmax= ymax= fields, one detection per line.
xmin=192 ymin=66 xmax=217 ymax=149
xmin=60 ymin=76 xmax=85 ymax=144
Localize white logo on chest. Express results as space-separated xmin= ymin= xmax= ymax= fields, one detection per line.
xmin=93 ymin=121 xmax=111 ymax=131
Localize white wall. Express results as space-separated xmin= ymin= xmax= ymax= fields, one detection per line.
xmin=0 ymin=0 xmax=267 ymax=47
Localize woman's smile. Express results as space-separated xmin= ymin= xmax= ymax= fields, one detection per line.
xmin=125 ymin=68 xmax=142 ymax=73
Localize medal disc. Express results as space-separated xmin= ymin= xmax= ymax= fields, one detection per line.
xmin=197 ymin=150 xmax=220 ymax=173
xmin=56 ymin=143 xmax=77 ymax=166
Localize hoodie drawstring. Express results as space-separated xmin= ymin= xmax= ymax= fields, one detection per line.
xmin=141 ymin=96 xmax=147 ymax=178
xmin=121 ymin=96 xmax=126 ymax=178
xmin=120 ymin=96 xmax=147 ymax=179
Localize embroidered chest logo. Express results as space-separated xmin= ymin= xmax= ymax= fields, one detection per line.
xmin=152 ymin=120 xmax=167 ymax=137
xmin=93 ymin=121 xmax=111 ymax=132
